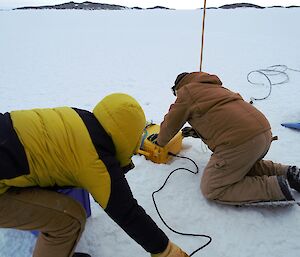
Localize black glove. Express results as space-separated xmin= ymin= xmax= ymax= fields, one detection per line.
xmin=147 ymin=133 xmax=159 ymax=145
xmin=181 ymin=127 xmax=199 ymax=138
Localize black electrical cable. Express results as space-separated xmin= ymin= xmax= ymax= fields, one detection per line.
xmin=152 ymin=152 xmax=212 ymax=256
xmin=247 ymin=64 xmax=300 ymax=104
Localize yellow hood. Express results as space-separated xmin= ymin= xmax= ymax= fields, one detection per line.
xmin=93 ymin=93 xmax=146 ymax=167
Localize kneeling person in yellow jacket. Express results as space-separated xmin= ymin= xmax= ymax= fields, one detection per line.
xmin=0 ymin=93 xmax=189 ymax=257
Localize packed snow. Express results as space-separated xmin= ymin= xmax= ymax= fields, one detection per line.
xmin=0 ymin=7 xmax=300 ymax=257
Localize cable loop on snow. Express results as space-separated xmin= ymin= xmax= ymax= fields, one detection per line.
xmin=247 ymin=64 xmax=300 ymax=103
xmin=152 ymin=153 xmax=212 ymax=256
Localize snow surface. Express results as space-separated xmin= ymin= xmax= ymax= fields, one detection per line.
xmin=0 ymin=8 xmax=300 ymax=257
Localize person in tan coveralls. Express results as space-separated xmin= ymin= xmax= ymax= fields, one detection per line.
xmin=150 ymin=71 xmax=300 ymax=205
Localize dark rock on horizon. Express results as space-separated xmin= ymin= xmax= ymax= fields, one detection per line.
xmin=146 ymin=6 xmax=172 ymax=10
xmin=219 ymin=3 xmax=264 ymax=9
xmin=12 ymin=1 xmax=300 ymax=11
xmin=14 ymin=1 xmax=127 ymax=10
xmin=13 ymin=1 xmax=171 ymax=10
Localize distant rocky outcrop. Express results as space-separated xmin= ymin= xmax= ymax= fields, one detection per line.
xmin=132 ymin=7 xmax=143 ymax=10
xmin=286 ymin=5 xmax=300 ymax=8
xmin=13 ymin=1 xmax=171 ymax=10
xmin=12 ymin=1 xmax=300 ymax=11
xmin=147 ymin=6 xmax=173 ymax=10
xmin=218 ymin=3 xmax=299 ymax=9
xmin=14 ymin=1 xmax=127 ymax=10
xmin=267 ymin=5 xmax=284 ymax=8
xmin=219 ymin=3 xmax=264 ymax=9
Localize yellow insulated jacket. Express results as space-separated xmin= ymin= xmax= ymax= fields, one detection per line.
xmin=0 ymin=93 xmax=168 ymax=254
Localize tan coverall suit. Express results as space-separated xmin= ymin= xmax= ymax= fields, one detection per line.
xmin=157 ymin=72 xmax=287 ymax=204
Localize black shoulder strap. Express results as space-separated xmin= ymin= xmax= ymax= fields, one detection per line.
xmin=73 ymin=108 xmax=168 ymax=253
xmin=72 ymin=108 xmax=116 ymax=157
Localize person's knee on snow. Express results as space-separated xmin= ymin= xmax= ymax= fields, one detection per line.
xmin=200 ymin=177 xmax=223 ymax=201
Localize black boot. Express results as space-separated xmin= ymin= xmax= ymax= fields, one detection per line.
xmin=277 ymin=176 xmax=294 ymax=201
xmin=73 ymin=253 xmax=91 ymax=257
xmin=287 ymin=166 xmax=300 ymax=192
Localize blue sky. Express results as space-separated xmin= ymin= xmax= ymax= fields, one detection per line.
xmin=1 ymin=0 xmax=299 ymax=9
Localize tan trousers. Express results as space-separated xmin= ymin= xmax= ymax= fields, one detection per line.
xmin=0 ymin=187 xmax=87 ymax=257
xmin=200 ymin=130 xmax=289 ymax=204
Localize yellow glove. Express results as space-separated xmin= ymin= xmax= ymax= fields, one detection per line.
xmin=151 ymin=241 xmax=189 ymax=257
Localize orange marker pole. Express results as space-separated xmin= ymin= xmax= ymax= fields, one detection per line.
xmin=200 ymin=0 xmax=207 ymax=72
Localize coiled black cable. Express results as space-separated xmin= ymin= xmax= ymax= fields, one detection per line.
xmin=152 ymin=153 xmax=212 ymax=256
xmin=247 ymin=64 xmax=300 ymax=104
